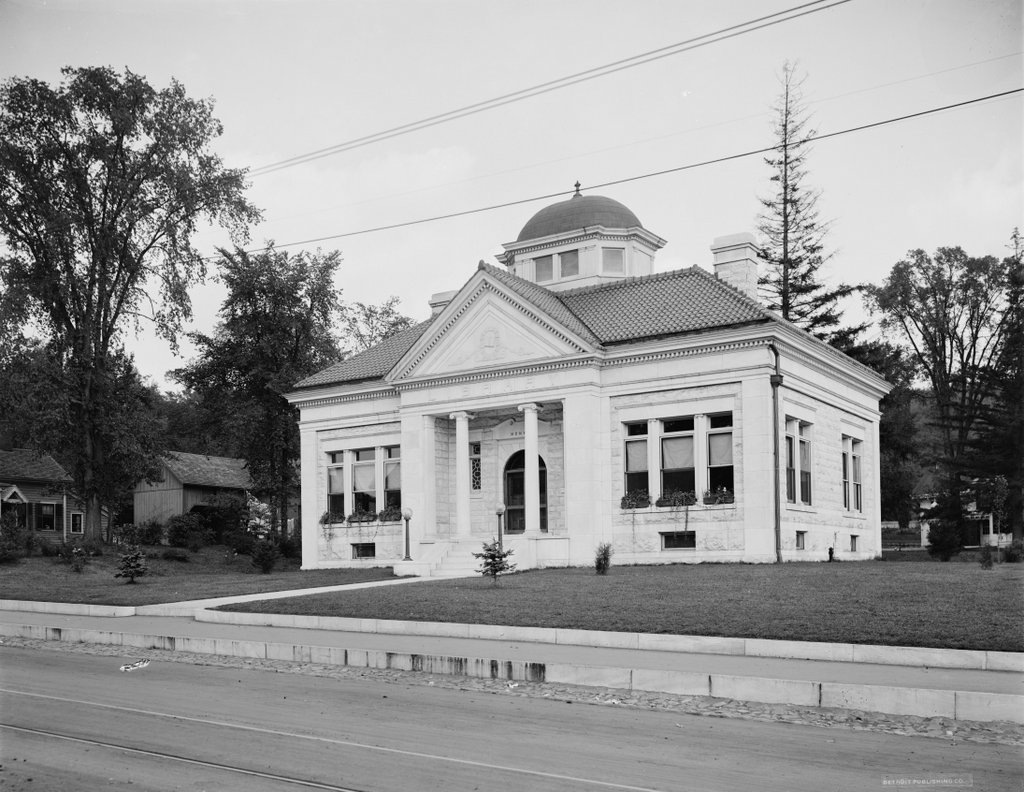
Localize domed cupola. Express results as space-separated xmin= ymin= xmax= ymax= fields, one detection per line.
xmin=500 ymin=183 xmax=666 ymax=291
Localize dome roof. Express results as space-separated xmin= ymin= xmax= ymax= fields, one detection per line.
xmin=517 ymin=191 xmax=642 ymax=242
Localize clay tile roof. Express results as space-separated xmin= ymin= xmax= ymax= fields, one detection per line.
xmin=479 ymin=263 xmax=602 ymax=347
xmin=558 ymin=266 xmax=772 ymax=344
xmin=0 ymin=449 xmax=72 ymax=483
xmin=164 ymin=452 xmax=252 ymax=490
xmin=293 ymin=320 xmax=435 ymax=389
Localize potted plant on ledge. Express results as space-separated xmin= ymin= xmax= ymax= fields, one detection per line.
xmin=377 ymin=505 xmax=403 ymax=523
xmin=703 ymin=486 xmax=735 ymax=505
xmin=620 ymin=489 xmax=651 ymax=510
xmin=655 ymin=490 xmax=698 ymax=508
xmin=347 ymin=509 xmax=378 ymax=524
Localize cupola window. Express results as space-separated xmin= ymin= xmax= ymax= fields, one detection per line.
xmin=603 ymin=248 xmax=624 ymax=274
xmin=535 ymin=255 xmax=553 ymax=282
xmin=560 ymin=249 xmax=579 ymax=277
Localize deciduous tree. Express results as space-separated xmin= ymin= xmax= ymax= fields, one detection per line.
xmin=174 ymin=245 xmax=344 ymax=531
xmin=867 ymin=244 xmax=1012 ymax=544
xmin=0 ymin=66 xmax=258 ymax=540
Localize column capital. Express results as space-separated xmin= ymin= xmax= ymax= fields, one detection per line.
xmin=517 ymin=403 xmax=540 ymax=415
xmin=449 ymin=411 xmax=475 ymax=421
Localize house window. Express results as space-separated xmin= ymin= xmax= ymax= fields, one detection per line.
xmin=35 ymin=503 xmax=62 ymax=531
xmin=661 ymin=531 xmax=696 ymax=550
xmin=624 ymin=423 xmax=648 ymax=495
xmin=842 ymin=436 xmax=863 ymax=513
xmin=661 ymin=417 xmax=695 ymax=497
xmin=602 ymin=248 xmax=624 ymax=274
xmin=352 ymin=542 xmax=375 ymax=559
xmin=470 ymin=442 xmax=481 ymax=491
xmin=559 ymin=249 xmax=579 ymax=278
xmin=70 ymin=513 xmax=84 ymax=534
xmin=706 ymin=413 xmax=734 ymax=494
xmin=796 ymin=530 xmax=806 ymax=550
xmin=383 ymin=446 xmax=401 ymax=510
xmin=352 ymin=448 xmax=376 ymax=514
xmin=327 ymin=452 xmax=345 ymax=516
xmin=535 ymin=255 xmax=553 ymax=282
xmin=785 ymin=418 xmax=812 ymax=505
xmin=850 ymin=534 xmax=859 ymax=552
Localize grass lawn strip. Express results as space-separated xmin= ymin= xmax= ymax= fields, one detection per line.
xmin=0 ymin=546 xmax=397 ymax=606
xmin=219 ymin=562 xmax=1024 ymax=653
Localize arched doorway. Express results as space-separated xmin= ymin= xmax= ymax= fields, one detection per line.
xmin=503 ymin=450 xmax=547 ymax=533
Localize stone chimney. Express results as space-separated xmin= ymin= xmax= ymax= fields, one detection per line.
xmin=710 ymin=233 xmax=760 ymax=301
xmin=428 ymin=290 xmax=458 ymax=316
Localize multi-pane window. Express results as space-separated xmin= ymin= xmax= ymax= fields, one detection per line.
xmin=70 ymin=513 xmax=83 ymax=534
xmin=383 ymin=446 xmax=401 ymax=510
xmin=470 ymin=442 xmax=482 ymax=491
xmin=842 ymin=436 xmax=863 ymax=512
xmin=785 ymin=418 xmax=812 ymax=505
xmin=602 ymin=247 xmax=624 ymax=274
xmin=34 ymin=503 xmax=62 ymax=531
xmin=535 ymin=255 xmax=553 ymax=282
xmin=706 ymin=413 xmax=734 ymax=493
xmin=661 ymin=417 xmax=695 ymax=495
xmin=560 ymin=249 xmax=579 ymax=277
xmin=327 ymin=452 xmax=345 ymax=516
xmin=352 ymin=448 xmax=376 ymax=514
xmin=624 ymin=423 xmax=648 ymax=494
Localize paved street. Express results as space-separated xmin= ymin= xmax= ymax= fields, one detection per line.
xmin=2 ymin=646 xmax=1020 ymax=792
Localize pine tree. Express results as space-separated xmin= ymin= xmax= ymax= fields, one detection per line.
xmin=757 ymin=62 xmax=861 ymax=343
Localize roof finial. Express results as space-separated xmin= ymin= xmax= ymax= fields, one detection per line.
xmin=573 ymin=180 xmax=581 ymax=196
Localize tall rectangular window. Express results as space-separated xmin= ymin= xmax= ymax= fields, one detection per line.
xmin=786 ymin=435 xmax=796 ymax=503
xmin=327 ymin=452 xmax=345 ymax=517
xmin=602 ymin=248 xmax=624 ymax=274
xmin=706 ymin=413 xmax=734 ymax=493
xmin=70 ymin=513 xmax=83 ymax=534
xmin=352 ymin=448 xmax=376 ymax=514
xmin=786 ymin=418 xmax=812 ymax=506
xmin=842 ymin=435 xmax=863 ymax=512
xmin=559 ymin=249 xmax=579 ymax=277
xmin=535 ymin=255 xmax=553 ymax=282
xmin=383 ymin=446 xmax=401 ymax=510
xmin=851 ymin=438 xmax=860 ymax=512
xmin=661 ymin=417 xmax=695 ymax=496
xmin=799 ymin=424 xmax=812 ymax=505
xmin=624 ymin=423 xmax=648 ymax=494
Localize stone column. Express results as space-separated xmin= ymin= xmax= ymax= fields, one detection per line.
xmin=421 ymin=415 xmax=436 ymax=538
xmin=519 ymin=403 xmax=540 ymax=534
xmin=450 ymin=411 xmax=473 ymax=537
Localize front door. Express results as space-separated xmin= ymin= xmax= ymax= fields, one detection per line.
xmin=503 ymin=450 xmax=547 ymax=533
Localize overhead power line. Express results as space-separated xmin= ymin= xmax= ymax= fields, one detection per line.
xmin=248 ymin=0 xmax=853 ymax=177
xmin=234 ymin=87 xmax=1021 ymax=255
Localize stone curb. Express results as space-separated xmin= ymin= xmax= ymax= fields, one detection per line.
xmin=2 ymin=621 xmax=1020 ymax=724
xmin=5 ymin=597 xmax=1022 ymax=673
xmin=194 ymin=610 xmax=1024 ymax=673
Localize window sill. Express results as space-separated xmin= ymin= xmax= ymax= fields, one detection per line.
xmin=785 ymin=503 xmax=816 ymax=514
xmin=843 ymin=512 xmax=867 ymax=521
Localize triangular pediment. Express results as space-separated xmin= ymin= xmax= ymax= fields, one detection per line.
xmin=389 ymin=273 xmax=596 ymax=381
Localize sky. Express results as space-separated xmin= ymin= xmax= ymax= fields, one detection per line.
xmin=1 ymin=0 xmax=1021 ymax=390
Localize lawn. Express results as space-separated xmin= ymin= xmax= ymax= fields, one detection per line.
xmin=220 ymin=560 xmax=1024 ymax=652
xmin=0 ymin=546 xmax=397 ymax=606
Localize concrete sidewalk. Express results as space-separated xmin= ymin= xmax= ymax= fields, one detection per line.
xmin=2 ymin=588 xmax=1022 ymax=725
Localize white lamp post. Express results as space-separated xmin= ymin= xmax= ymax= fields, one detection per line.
xmin=401 ymin=506 xmax=413 ymax=561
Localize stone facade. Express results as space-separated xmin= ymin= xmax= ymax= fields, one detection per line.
xmin=288 ymin=194 xmax=890 ymax=574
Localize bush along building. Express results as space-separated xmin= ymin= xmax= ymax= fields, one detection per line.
xmin=287 ymin=188 xmax=891 ymax=575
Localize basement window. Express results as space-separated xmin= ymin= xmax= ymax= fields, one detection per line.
xmin=796 ymin=531 xmax=806 ymax=550
xmin=661 ymin=531 xmax=696 ymax=550
xmin=352 ymin=543 xmax=376 ymax=559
